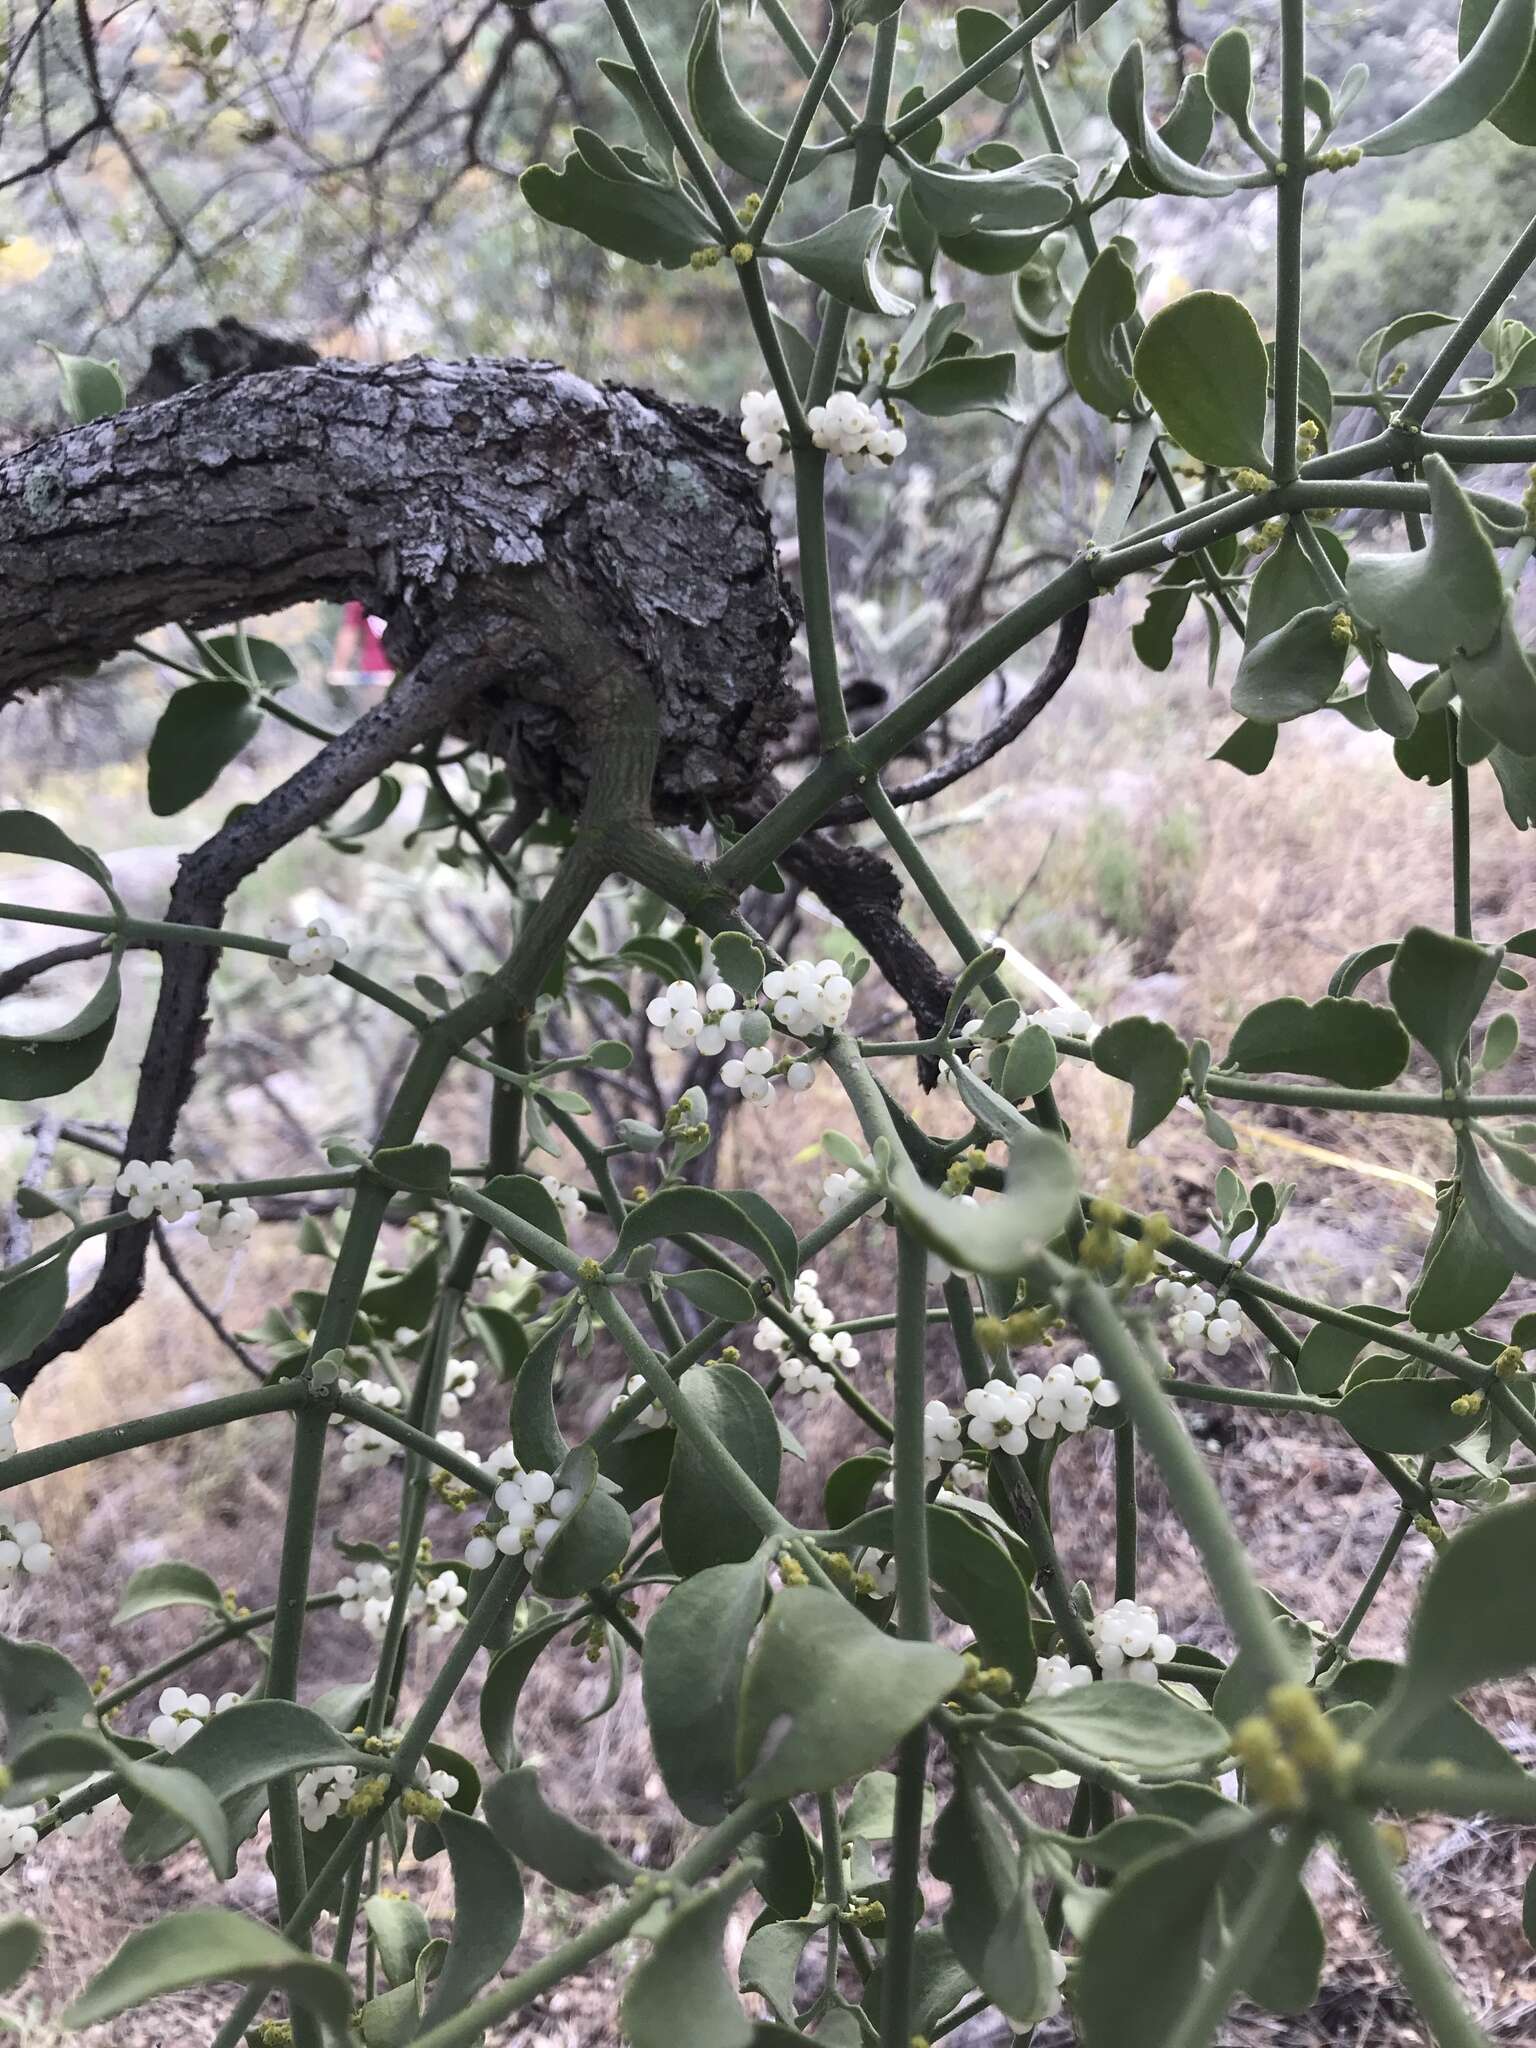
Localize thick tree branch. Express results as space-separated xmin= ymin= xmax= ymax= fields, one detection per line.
xmin=0 ymin=356 xmax=795 ymax=817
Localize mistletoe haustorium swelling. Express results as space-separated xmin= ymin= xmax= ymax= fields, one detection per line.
xmin=6 ymin=2 xmax=1536 ymax=2044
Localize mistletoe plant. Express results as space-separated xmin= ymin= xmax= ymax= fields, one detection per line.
xmin=5 ymin=2 xmax=1536 ymax=2045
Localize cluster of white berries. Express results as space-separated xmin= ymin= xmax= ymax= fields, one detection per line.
xmin=540 ymin=1174 xmax=586 ymax=1228
xmin=146 ymin=1685 xmax=240 ymax=1752
xmin=762 ymin=960 xmax=854 ymax=1036
xmin=1155 ymin=1275 xmax=1245 ymax=1358
xmin=195 ymin=1199 xmax=257 ymax=1251
xmin=922 ymin=1399 xmax=965 ymax=1480
xmin=0 ymin=1515 xmax=53 ymax=1584
xmin=266 ymin=914 xmax=348 ymax=985
xmin=807 ymin=391 xmax=908 ymax=473
xmin=335 ymin=1560 xmax=467 ymax=1643
xmin=464 ymin=1463 xmax=577 ymax=1568
xmin=338 ymin=1380 xmax=403 ymax=1475
xmin=1089 ymin=1599 xmax=1177 ymax=1684
xmin=298 ymin=1763 xmax=358 ymax=1831
xmin=0 ymin=1804 xmax=39 ymax=1873
xmin=1029 ymin=1653 xmax=1094 ymax=1701
xmin=752 ymin=1271 xmax=858 ymax=1399
xmin=0 ymin=1388 xmax=20 ymax=1459
xmin=818 ymin=1153 xmax=872 ymax=1218
xmin=613 ymin=1376 xmax=668 ymax=1430
xmin=440 ymin=1357 xmax=479 ymax=1420
xmin=481 ymin=1245 xmax=535 ymax=1293
xmin=739 ymin=389 xmax=791 ymax=475
xmin=115 ymin=1156 xmax=203 ymax=1222
xmin=964 ymin=1356 xmax=1120 ymax=1452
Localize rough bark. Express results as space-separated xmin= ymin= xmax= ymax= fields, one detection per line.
xmin=0 ymin=355 xmax=797 ymax=818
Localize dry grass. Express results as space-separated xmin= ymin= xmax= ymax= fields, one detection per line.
xmin=4 ymin=638 xmax=1536 ymax=2041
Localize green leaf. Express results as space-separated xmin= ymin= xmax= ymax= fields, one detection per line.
xmin=1294 ymin=1307 xmax=1405 ymax=1396
xmin=120 ymin=1701 xmax=363 ymax=1868
xmin=419 ymin=1812 xmax=524 ymax=2025
xmin=520 ymin=147 xmax=714 ymax=268
xmin=711 ymin=931 xmax=766 ymax=998
xmin=1066 ymin=242 xmax=1138 ymax=417
xmin=1462 ymin=0 xmax=1536 ymax=141
xmin=1211 ymin=719 xmax=1277 ymax=775
xmin=885 ymin=1124 xmax=1077 ymax=1279
xmin=956 ymin=6 xmax=1024 ymax=100
xmin=1231 ymin=607 xmax=1347 ymax=724
xmin=905 ymin=153 xmax=1076 ymax=237
xmin=0 ymin=812 xmax=124 ymax=1101
xmin=737 ymin=1588 xmax=964 ymax=1800
xmin=930 ymin=1761 xmax=1055 ymax=2025
xmin=1410 ymin=1195 xmax=1511 ymax=1332
xmin=622 ymin=1870 xmax=756 ymax=2048
xmin=643 ymin=1558 xmax=765 ymax=1823
xmin=1452 ymin=608 xmax=1536 ymax=755
xmin=146 ymin=679 xmax=262 ymax=816
xmin=1015 ymin=1680 xmax=1227 ymax=1773
xmin=481 ymin=1171 xmax=570 ymax=1254
xmin=1329 ymin=1658 xmax=1526 ymax=1782
xmin=480 ymin=1611 xmax=576 ymax=1771
xmin=1400 ymin=1495 xmax=1536 ymax=1716
xmin=687 ymin=2 xmax=806 ymax=186
xmin=660 ymin=1363 xmax=781 ymax=1576
xmin=829 ymin=1506 xmax=1035 ymax=1684
xmin=888 ymin=349 xmax=1018 ymax=418
xmin=43 ymin=345 xmax=123 ymax=423
xmin=1092 ymin=1016 xmax=1188 ymax=1146
xmin=664 ymin=1269 xmax=758 ymax=1324
xmin=1134 ymin=289 xmax=1268 ymax=469
xmin=531 ymin=1450 xmax=632 ymax=1597
xmin=0 ymin=1255 xmax=72 ymax=1373
xmin=1459 ymin=1128 xmax=1536 ymax=1276
xmin=484 ymin=1765 xmax=634 ymax=1893
xmin=1348 ymin=456 xmax=1506 ymax=664
xmin=1335 ymin=1376 xmax=1482 ymax=1455
xmin=1366 ymin=647 xmax=1420 ymax=741
xmin=113 ymin=1561 xmax=226 ymax=1625
xmin=1108 ymin=43 xmax=1241 ymax=197
xmin=1011 ymin=235 xmax=1069 ymax=349
xmin=739 ymin=1915 xmax=822 ymax=2025
xmin=0 ymin=1916 xmax=42 ymax=1996
xmin=200 ymin=631 xmax=299 ymax=692
xmin=1359 ymin=0 xmax=1535 ymax=154
xmin=618 ymin=1186 xmax=790 ymax=1298
xmin=61 ymin=1908 xmax=353 ymax=2033
xmin=841 ymin=1769 xmax=936 ymax=1841
xmin=1389 ymin=925 xmax=1503 ymax=1077
xmin=998 ymin=1022 xmax=1058 ymax=1102
xmin=0 ymin=1637 xmax=95 ymax=1749
xmin=1204 ymin=27 xmax=1253 ymax=121
xmin=1075 ymin=1816 xmax=1249 ymax=2048
xmin=372 ymin=1142 xmax=452 ymax=1197
xmin=358 ymin=1245 xmax=442 ymax=1331
xmin=767 ymin=205 xmax=913 ymax=318
xmin=1223 ymin=995 xmax=1410 ymax=1089
xmin=364 ymin=1895 xmax=432 ymax=1990
xmin=862 ymin=1929 xmax=971 ymax=2038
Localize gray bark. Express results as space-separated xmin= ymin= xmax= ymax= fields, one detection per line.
xmin=0 ymin=355 xmax=797 ymax=817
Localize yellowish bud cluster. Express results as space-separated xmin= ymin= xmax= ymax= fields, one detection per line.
xmin=401 ymin=1787 xmax=445 ymax=1821
xmin=1123 ymin=1213 xmax=1173 ymax=1285
xmin=883 ymin=341 xmax=901 ymax=377
xmin=1296 ymin=418 xmax=1320 ymax=457
xmin=738 ymin=193 xmax=761 ymax=222
xmin=1495 ymin=1343 xmax=1527 ymax=1379
xmin=689 ymin=244 xmax=724 ymax=271
xmin=731 ymin=241 xmax=756 ymax=266
xmin=1383 ymin=360 xmax=1408 ymax=389
xmin=1329 ymin=609 xmax=1356 ymax=648
xmin=1449 ymin=1390 xmax=1484 ymax=1417
xmin=1413 ymin=1513 xmax=1446 ymax=1547
xmin=975 ymin=1314 xmax=1009 ymax=1358
xmin=1230 ymin=467 xmax=1273 ymax=494
xmin=1316 ymin=144 xmax=1362 ymax=171
xmin=1243 ymin=517 xmax=1287 ymax=557
xmin=1078 ymin=1199 xmax=1123 ymax=1273
xmin=778 ymin=1553 xmax=809 ymax=1586
xmin=846 ymin=1896 xmax=886 ymax=1933
xmin=252 ymin=2024 xmax=295 ymax=2048
xmin=1231 ymin=1683 xmax=1360 ymax=1813
xmin=344 ymin=1774 xmax=392 ymax=1818
xmin=944 ymin=1157 xmax=975 ymax=1196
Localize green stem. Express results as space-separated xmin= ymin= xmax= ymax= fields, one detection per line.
xmin=1271 ymin=0 xmax=1307 ymax=483
xmin=1451 ymin=728 xmax=1473 ymax=940
xmin=1166 ymin=1823 xmax=1318 ymax=2048
xmin=886 ymin=0 xmax=1075 ymax=141
xmin=0 ymin=1380 xmax=306 ymax=1492
xmin=1331 ymin=1802 xmax=1492 ymax=2048
xmin=749 ymin=21 xmax=848 ymax=245
xmin=1113 ymin=1422 xmax=1137 ymax=1601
